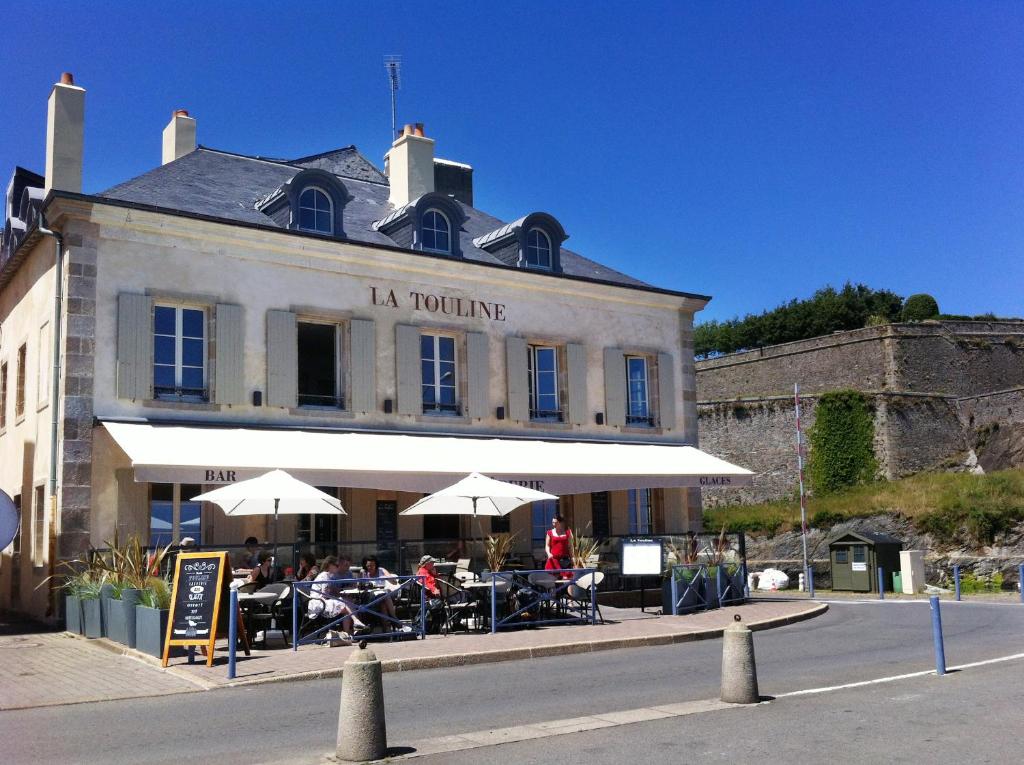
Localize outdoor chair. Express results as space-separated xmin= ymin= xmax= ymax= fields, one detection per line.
xmin=568 ymin=571 xmax=605 ymax=624
xmin=249 ymin=583 xmax=292 ymax=647
xmin=453 ymin=557 xmax=475 ymax=584
xmin=436 ymin=578 xmax=481 ymax=633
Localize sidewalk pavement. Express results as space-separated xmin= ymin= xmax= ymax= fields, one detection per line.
xmin=0 ymin=598 xmax=825 ymax=711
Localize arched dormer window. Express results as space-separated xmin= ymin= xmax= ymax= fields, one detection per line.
xmin=525 ymin=228 xmax=552 ymax=270
xmin=298 ymin=187 xmax=333 ymax=234
xmin=372 ymin=191 xmax=466 ymax=258
xmin=255 ymin=168 xmax=351 ymax=238
xmin=422 ymin=208 xmax=451 ymax=254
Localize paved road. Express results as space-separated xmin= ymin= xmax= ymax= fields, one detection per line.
xmin=3 ymin=600 xmax=1022 ymax=764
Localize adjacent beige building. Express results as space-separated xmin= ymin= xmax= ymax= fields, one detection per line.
xmin=1 ymin=74 xmax=748 ymax=620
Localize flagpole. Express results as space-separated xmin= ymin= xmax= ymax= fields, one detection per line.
xmin=794 ymin=383 xmax=810 ymax=586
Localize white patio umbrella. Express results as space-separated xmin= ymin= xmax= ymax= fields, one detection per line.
xmin=192 ymin=469 xmax=345 ymax=561
xmin=400 ymin=472 xmax=558 ymax=548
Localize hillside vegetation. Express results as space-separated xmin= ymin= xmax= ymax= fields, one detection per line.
xmin=704 ymin=469 xmax=1024 ymax=546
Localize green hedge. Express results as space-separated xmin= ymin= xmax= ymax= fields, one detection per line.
xmin=808 ymin=390 xmax=877 ymax=494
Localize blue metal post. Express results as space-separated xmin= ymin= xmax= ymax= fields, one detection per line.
xmin=419 ymin=577 xmax=427 ymax=639
xmin=1019 ymin=564 xmax=1024 ymax=604
xmin=807 ymin=566 xmax=815 ymax=598
xmin=878 ymin=567 xmax=885 ymax=600
xmin=188 ymin=646 xmax=195 ymax=664
xmin=930 ymin=595 xmax=946 ymax=676
xmin=590 ymin=572 xmax=597 ymax=625
xmin=228 ymin=588 xmax=237 ymax=680
xmin=490 ymin=576 xmax=497 ymax=634
xmin=742 ymin=561 xmax=750 ymax=600
xmin=670 ymin=571 xmax=679 ymax=616
xmin=953 ymin=565 xmax=961 ymax=602
xmin=292 ymin=585 xmax=299 ymax=651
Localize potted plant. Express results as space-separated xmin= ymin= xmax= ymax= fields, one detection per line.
xmin=97 ymin=534 xmax=163 ymax=648
xmin=64 ymin=572 xmax=85 ymax=634
xmin=568 ymin=532 xmax=602 ymax=600
xmin=483 ymin=532 xmax=517 ymax=575
xmin=663 ymin=534 xmax=706 ymax=614
xmin=81 ymin=577 xmax=105 ymax=638
xmin=135 ymin=576 xmax=172 ymax=658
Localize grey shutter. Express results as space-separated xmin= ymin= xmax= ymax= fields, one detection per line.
xmin=603 ymin=347 xmax=626 ymax=427
xmin=116 ymin=293 xmax=153 ymax=400
xmin=266 ymin=310 xmax=297 ymax=407
xmin=349 ymin=319 xmax=376 ymax=413
xmin=565 ymin=343 xmax=587 ymax=426
xmin=657 ymin=352 xmax=676 ymax=430
xmin=395 ymin=324 xmax=421 ymax=415
xmin=506 ymin=336 xmax=529 ymax=422
xmin=466 ymin=332 xmax=490 ymax=419
xmin=214 ymin=304 xmax=245 ymax=405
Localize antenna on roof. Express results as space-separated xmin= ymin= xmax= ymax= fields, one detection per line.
xmin=384 ymin=55 xmax=402 ymax=140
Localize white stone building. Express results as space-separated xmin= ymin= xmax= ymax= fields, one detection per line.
xmin=0 ymin=74 xmax=749 ymax=619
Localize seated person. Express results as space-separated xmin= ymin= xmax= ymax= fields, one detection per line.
xmin=309 ymin=556 xmax=363 ymax=639
xmin=247 ymin=550 xmax=282 ymax=588
xmin=417 ymin=555 xmax=442 ymax=598
xmin=295 ymin=552 xmax=319 ymax=582
xmin=361 ymin=556 xmax=398 ymax=620
xmin=236 ymin=536 xmax=260 ymax=569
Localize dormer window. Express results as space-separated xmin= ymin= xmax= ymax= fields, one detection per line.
xmin=526 ymin=228 xmax=552 ymax=270
xmin=298 ymin=187 xmax=333 ymax=234
xmin=422 ymin=209 xmax=451 ymax=254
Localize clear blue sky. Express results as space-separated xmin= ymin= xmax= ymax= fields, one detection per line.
xmin=2 ymin=1 xmax=1021 ymax=322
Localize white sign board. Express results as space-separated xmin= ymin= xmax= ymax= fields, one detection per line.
xmin=852 ymin=562 xmax=867 ymax=572
xmin=621 ymin=539 xmax=663 ymax=577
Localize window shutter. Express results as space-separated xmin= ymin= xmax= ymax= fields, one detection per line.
xmin=266 ymin=310 xmax=297 ymax=407
xmin=657 ymin=352 xmax=676 ymax=430
xmin=349 ymin=319 xmax=376 ymax=413
xmin=506 ymin=336 xmax=529 ymax=422
xmin=116 ymin=293 xmax=153 ymax=400
xmin=603 ymin=347 xmax=626 ymax=427
xmin=395 ymin=324 xmax=421 ymax=415
xmin=214 ymin=304 xmax=245 ymax=405
xmin=466 ymin=332 xmax=489 ymax=419
xmin=565 ymin=343 xmax=587 ymax=426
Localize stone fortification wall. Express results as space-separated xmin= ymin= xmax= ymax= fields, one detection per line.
xmin=696 ymin=320 xmax=1024 ymax=506
xmin=696 ymin=320 xmax=1024 ymax=400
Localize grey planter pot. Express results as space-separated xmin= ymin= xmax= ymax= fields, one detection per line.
xmin=106 ymin=597 xmax=127 ymax=644
xmin=82 ymin=598 xmax=103 ymax=638
xmin=135 ymin=605 xmax=169 ymax=659
xmin=65 ymin=595 xmax=83 ymax=634
xmin=705 ymin=568 xmax=722 ymax=609
xmin=662 ymin=569 xmax=707 ymax=615
xmin=119 ymin=589 xmax=141 ymax=648
xmin=100 ymin=583 xmax=115 ymax=637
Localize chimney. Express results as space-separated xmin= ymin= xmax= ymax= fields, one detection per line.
xmin=44 ymin=72 xmax=85 ymax=194
xmin=162 ymin=109 xmax=197 ymax=165
xmin=385 ymin=123 xmax=434 ymax=207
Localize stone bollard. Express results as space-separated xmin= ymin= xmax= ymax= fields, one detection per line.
xmin=720 ymin=615 xmax=760 ymax=704
xmin=335 ymin=641 xmax=387 ymax=762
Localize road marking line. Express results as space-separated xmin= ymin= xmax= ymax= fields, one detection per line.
xmin=776 ymin=652 xmax=1024 ymax=697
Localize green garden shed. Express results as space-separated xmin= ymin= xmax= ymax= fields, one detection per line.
xmin=829 ymin=531 xmax=902 ymax=593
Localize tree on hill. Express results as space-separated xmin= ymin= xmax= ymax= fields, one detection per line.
xmin=900 ymin=293 xmax=940 ymax=322
xmin=694 ymin=283 xmax=904 ymax=357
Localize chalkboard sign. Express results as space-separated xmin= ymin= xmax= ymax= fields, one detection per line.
xmin=163 ymin=551 xmax=229 ymax=667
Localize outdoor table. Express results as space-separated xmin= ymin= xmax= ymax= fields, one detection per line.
xmin=463 ymin=579 xmax=511 ymax=631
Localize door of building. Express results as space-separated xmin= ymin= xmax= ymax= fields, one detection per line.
xmin=832 ymin=545 xmax=853 ymax=590
xmin=850 ymin=544 xmax=871 ymax=591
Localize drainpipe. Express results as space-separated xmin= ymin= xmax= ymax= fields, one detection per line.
xmin=36 ymin=215 xmax=64 ymax=618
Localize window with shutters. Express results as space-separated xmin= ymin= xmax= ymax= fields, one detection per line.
xmin=297 ymin=321 xmax=344 ymax=408
xmin=528 ymin=345 xmax=562 ymax=421
xmin=421 ymin=333 xmax=459 ymax=414
xmin=625 ymin=355 xmax=654 ymax=427
xmin=0 ymin=361 xmax=7 ymax=431
xmin=15 ymin=344 xmax=27 ymax=420
xmin=153 ymin=305 xmax=208 ymax=401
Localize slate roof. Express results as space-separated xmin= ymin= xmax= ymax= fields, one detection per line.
xmin=831 ymin=531 xmax=903 ymax=546
xmin=99 ymin=146 xmax=654 ymax=290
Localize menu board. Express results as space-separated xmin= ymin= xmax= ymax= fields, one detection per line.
xmin=621 ymin=538 xmax=664 ymax=577
xmin=163 ymin=551 xmax=229 ymax=668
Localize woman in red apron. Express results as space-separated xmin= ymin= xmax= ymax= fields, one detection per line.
xmin=544 ymin=514 xmax=573 ymax=577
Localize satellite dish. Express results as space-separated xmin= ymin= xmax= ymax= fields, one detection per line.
xmin=0 ymin=490 xmax=19 ymax=550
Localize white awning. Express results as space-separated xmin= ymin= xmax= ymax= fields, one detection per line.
xmin=102 ymin=422 xmax=753 ymax=494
